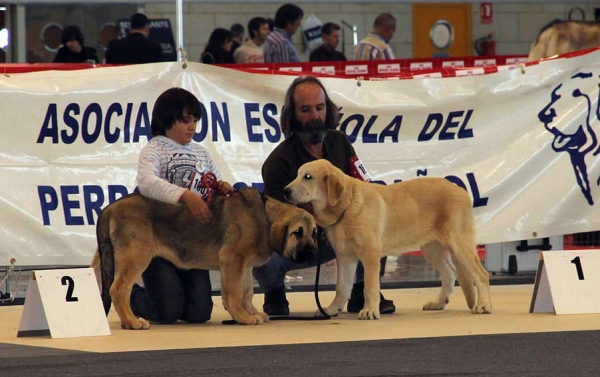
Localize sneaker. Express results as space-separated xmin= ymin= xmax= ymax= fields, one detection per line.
xmin=263 ymin=285 xmax=290 ymax=316
xmin=347 ymin=282 xmax=396 ymax=314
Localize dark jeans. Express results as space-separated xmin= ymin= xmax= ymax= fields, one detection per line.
xmin=130 ymin=258 xmax=213 ymax=324
xmin=252 ymin=240 xmax=387 ymax=292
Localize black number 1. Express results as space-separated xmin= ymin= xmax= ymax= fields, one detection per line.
xmin=61 ymin=276 xmax=79 ymax=302
xmin=571 ymin=257 xmax=585 ymax=280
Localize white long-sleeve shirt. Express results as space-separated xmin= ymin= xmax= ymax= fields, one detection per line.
xmin=137 ymin=136 xmax=222 ymax=204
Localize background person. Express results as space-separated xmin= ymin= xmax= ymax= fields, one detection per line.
xmin=234 ymin=17 xmax=271 ymax=64
xmin=253 ymin=76 xmax=395 ymax=316
xmin=200 ymin=28 xmax=235 ymax=64
xmin=105 ymin=13 xmax=163 ymax=64
xmin=229 ymin=23 xmax=245 ymax=55
xmin=53 ymin=25 xmax=98 ymax=63
xmin=263 ymin=3 xmax=303 ymax=63
xmin=309 ymin=22 xmax=346 ymax=62
xmin=352 ymin=13 xmax=396 ymax=61
xmin=131 ymin=87 xmax=234 ymax=324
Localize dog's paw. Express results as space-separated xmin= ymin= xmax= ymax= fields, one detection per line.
xmin=235 ymin=314 xmax=263 ymax=325
xmin=358 ymin=308 xmax=380 ymax=320
xmin=257 ymin=312 xmax=270 ymax=322
xmin=252 ymin=314 xmax=266 ymax=324
xmin=324 ymin=305 xmax=342 ymax=316
xmin=314 ymin=309 xmax=338 ymax=318
xmin=121 ymin=317 xmax=150 ymax=330
xmin=472 ymin=303 xmax=492 ymax=314
xmin=423 ymin=301 xmax=446 ymax=310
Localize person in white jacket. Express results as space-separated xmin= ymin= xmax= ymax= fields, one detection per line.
xmin=132 ymin=87 xmax=233 ymax=325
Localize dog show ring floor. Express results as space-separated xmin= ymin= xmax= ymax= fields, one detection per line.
xmin=1 ymin=285 xmax=599 ymax=352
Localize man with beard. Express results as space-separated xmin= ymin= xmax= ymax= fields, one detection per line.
xmin=234 ymin=17 xmax=271 ymax=64
xmin=254 ymin=76 xmax=395 ymax=316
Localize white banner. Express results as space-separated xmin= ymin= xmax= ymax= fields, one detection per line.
xmin=1 ymin=52 xmax=600 ymax=266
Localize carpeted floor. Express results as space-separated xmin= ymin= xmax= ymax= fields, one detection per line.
xmin=1 ymin=331 xmax=600 ymax=376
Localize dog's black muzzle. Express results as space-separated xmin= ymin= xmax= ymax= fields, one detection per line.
xmin=283 ymin=187 xmax=292 ymax=202
xmin=293 ymin=242 xmax=319 ymax=264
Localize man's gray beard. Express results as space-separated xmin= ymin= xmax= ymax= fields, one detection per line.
xmin=297 ymin=129 xmax=327 ymax=145
xmin=295 ymin=118 xmax=328 ymax=145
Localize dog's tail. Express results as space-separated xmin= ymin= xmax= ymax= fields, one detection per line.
xmin=96 ymin=205 xmax=115 ymax=315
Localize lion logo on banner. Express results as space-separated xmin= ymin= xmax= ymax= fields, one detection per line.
xmin=538 ymin=72 xmax=600 ymax=205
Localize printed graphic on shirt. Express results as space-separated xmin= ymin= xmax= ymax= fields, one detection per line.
xmin=166 ymin=153 xmax=210 ymax=200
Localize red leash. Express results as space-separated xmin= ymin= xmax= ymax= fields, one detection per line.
xmin=200 ymin=172 xmax=219 ymax=205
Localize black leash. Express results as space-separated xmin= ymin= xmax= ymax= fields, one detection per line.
xmin=223 ymin=229 xmax=332 ymax=325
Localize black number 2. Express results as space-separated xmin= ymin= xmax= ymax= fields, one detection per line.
xmin=61 ymin=276 xmax=79 ymax=302
xmin=571 ymin=257 xmax=585 ymax=280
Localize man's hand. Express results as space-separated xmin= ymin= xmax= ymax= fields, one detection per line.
xmin=179 ymin=190 xmax=211 ymax=223
xmin=217 ymin=180 xmax=234 ymax=196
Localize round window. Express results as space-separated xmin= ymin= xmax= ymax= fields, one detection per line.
xmin=429 ymin=20 xmax=454 ymax=50
xmin=40 ymin=22 xmax=62 ymax=52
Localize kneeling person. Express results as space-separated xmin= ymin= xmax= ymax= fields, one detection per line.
xmin=132 ymin=87 xmax=233 ymax=324
xmin=253 ymin=76 xmax=395 ymax=316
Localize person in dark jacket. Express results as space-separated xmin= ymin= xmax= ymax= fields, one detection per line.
xmin=105 ymin=13 xmax=163 ymax=64
xmin=53 ymin=25 xmax=98 ymax=63
xmin=200 ymin=28 xmax=234 ymax=64
xmin=253 ymin=76 xmax=395 ymax=316
xmin=309 ymin=22 xmax=346 ymax=62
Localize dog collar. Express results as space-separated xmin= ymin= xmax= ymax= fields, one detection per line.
xmin=325 ymin=208 xmax=346 ymax=227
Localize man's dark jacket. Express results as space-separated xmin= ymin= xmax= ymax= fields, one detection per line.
xmin=105 ymin=33 xmax=163 ymax=64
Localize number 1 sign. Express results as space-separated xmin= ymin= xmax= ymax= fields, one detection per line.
xmin=530 ymin=250 xmax=600 ymax=315
xmin=17 ymin=268 xmax=111 ymax=338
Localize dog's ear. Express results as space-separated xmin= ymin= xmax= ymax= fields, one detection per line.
xmin=269 ymin=221 xmax=288 ymax=255
xmin=326 ymin=172 xmax=345 ymax=207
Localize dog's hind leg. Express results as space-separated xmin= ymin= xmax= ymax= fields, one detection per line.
xmin=110 ymin=256 xmax=151 ymax=330
xmin=421 ymin=241 xmax=456 ymax=310
xmin=220 ymin=250 xmax=264 ymax=325
xmin=241 ymin=266 xmax=269 ymax=323
xmin=325 ymin=254 xmax=358 ymax=317
xmin=455 ymin=259 xmax=477 ymax=310
xmin=448 ymin=237 xmax=492 ymax=314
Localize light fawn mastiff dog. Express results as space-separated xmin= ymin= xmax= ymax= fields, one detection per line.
xmin=527 ymin=20 xmax=600 ymax=62
xmin=284 ymin=160 xmax=492 ymax=320
xmin=96 ymin=187 xmax=317 ymax=329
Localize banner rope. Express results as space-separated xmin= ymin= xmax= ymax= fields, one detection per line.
xmin=178 ymin=45 xmax=189 ymax=69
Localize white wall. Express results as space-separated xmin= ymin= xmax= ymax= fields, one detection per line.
xmin=145 ymin=1 xmax=599 ymax=61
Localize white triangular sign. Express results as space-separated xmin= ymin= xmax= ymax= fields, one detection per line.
xmin=529 ymin=259 xmax=554 ymax=313
xmin=17 ymin=272 xmax=51 ymax=337
xmin=17 ymin=268 xmax=111 ymax=338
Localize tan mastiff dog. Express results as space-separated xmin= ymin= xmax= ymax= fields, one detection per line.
xmin=96 ymin=187 xmax=317 ymax=329
xmin=284 ymin=159 xmax=492 ymax=320
xmin=527 ymin=20 xmax=600 ymax=61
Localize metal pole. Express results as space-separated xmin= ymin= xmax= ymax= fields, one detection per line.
xmin=176 ymin=0 xmax=183 ymax=61
xmin=340 ymin=20 xmax=358 ymax=59
xmin=16 ymin=4 xmax=25 ymax=62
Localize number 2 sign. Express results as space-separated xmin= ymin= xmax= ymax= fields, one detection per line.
xmin=530 ymin=250 xmax=600 ymax=315
xmin=17 ymin=268 xmax=110 ymax=338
